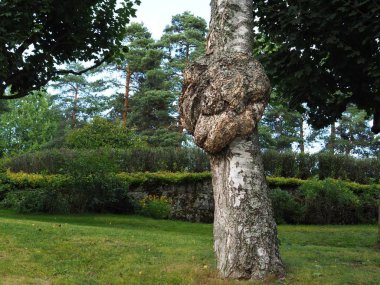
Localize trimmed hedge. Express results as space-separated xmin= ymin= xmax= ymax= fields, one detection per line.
xmin=2 ymin=147 xmax=210 ymax=174
xmin=262 ymin=150 xmax=380 ymax=184
xmin=3 ymin=148 xmax=380 ymax=184
xmin=1 ymin=171 xmax=379 ymax=224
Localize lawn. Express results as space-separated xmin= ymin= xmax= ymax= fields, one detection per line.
xmin=0 ymin=210 xmax=379 ymax=285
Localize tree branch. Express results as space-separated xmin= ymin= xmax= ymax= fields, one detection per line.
xmin=55 ymin=56 xmax=110 ymax=76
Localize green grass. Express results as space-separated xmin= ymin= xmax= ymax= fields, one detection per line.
xmin=0 ymin=210 xmax=379 ymax=285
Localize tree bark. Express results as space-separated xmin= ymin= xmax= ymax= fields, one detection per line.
xmin=71 ymin=85 xmax=78 ymax=129
xmin=377 ymin=196 xmax=380 ymax=247
xmin=329 ymin=123 xmax=336 ymax=153
xmin=179 ymin=0 xmax=284 ymax=280
xmin=122 ymin=66 xmax=132 ymax=127
xmin=210 ymin=130 xmax=284 ymax=279
xmin=299 ymin=117 xmax=305 ymax=154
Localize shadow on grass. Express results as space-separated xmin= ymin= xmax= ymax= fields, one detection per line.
xmin=0 ymin=209 xmax=212 ymax=237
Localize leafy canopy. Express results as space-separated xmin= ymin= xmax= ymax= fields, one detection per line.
xmin=253 ymin=0 xmax=380 ymax=132
xmin=0 ymin=0 xmax=140 ymax=99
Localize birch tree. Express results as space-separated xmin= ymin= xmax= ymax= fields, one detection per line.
xmin=179 ymin=0 xmax=284 ymax=280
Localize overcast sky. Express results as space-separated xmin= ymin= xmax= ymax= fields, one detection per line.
xmin=134 ymin=0 xmax=211 ymax=39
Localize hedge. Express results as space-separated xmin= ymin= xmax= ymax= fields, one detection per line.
xmin=3 ymin=148 xmax=380 ymax=184
xmin=1 ymin=171 xmax=379 ymax=224
xmin=2 ymin=147 xmax=210 ymax=174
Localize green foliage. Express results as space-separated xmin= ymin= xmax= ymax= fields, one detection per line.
xmin=263 ymin=150 xmax=380 ymax=184
xmin=1 ymin=152 xmax=132 ymax=214
xmin=266 ymin=176 xmax=305 ymax=189
xmin=334 ymin=105 xmax=380 ymax=156
xmin=127 ymin=68 xmax=180 ymax=146
xmin=299 ymin=179 xmax=360 ymax=224
xmin=50 ymin=63 xmax=112 ymax=128
xmin=160 ymin=11 xmax=207 ymax=70
xmin=1 ymin=168 xmax=379 ymax=223
xmin=259 ymin=92 xmax=305 ymax=152
xmin=139 ymin=195 xmax=172 ymax=219
xmin=64 ymin=117 xmax=145 ymax=149
xmin=114 ymin=147 xmax=210 ymax=173
xmin=116 ymin=171 xmax=211 ymax=186
xmin=3 ymin=147 xmax=210 ymax=174
xmin=253 ymin=1 xmax=380 ymax=131
xmin=318 ymin=152 xmax=380 ymax=184
xmin=0 ymin=91 xmax=62 ymax=156
xmin=119 ymin=23 xmax=163 ymax=72
xmin=0 ymin=0 xmax=140 ymax=99
xmin=6 ymin=147 xmax=380 ymax=184
xmin=270 ymin=188 xmax=302 ymax=224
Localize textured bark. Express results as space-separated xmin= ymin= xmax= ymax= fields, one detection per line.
xmin=329 ymin=123 xmax=336 ymax=153
xmin=300 ymin=117 xmax=305 ymax=154
xmin=211 ymin=131 xmax=284 ymax=279
xmin=122 ymin=67 xmax=132 ymax=127
xmin=378 ymin=196 xmax=380 ymax=247
xmin=71 ymin=85 xmax=78 ymax=129
xmin=179 ymin=0 xmax=284 ymax=280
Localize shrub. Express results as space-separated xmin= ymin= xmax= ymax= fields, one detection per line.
xmin=357 ymin=185 xmax=380 ymax=223
xmin=139 ymin=195 xmax=172 ymax=219
xmin=299 ymin=179 xmax=360 ymax=224
xmin=296 ymin=153 xmax=317 ymax=179
xmin=3 ymin=147 xmax=210 ymax=174
xmin=64 ymin=117 xmax=145 ymax=149
xmin=270 ymin=188 xmax=303 ymax=224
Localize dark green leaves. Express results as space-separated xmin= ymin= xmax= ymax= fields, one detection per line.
xmin=0 ymin=0 xmax=140 ymax=99
xmin=253 ymin=0 xmax=380 ymax=131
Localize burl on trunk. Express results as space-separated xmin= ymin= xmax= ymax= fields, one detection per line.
xmin=179 ymin=0 xmax=285 ymax=280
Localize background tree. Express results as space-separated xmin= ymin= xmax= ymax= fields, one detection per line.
xmin=259 ymin=91 xmax=305 ymax=153
xmin=50 ymin=63 xmax=111 ymax=128
xmin=160 ymin=12 xmax=207 ymax=132
xmin=0 ymin=0 xmax=140 ymax=100
xmin=161 ymin=12 xmax=208 ymax=72
xmin=128 ymin=69 xmax=180 ymax=147
xmin=115 ymin=23 xmax=163 ymax=126
xmin=253 ymin=0 xmax=380 ymax=133
xmin=314 ymin=106 xmax=380 ymax=157
xmin=0 ymin=91 xmax=61 ymax=156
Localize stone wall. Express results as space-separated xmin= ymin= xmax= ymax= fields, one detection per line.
xmin=127 ymin=180 xmax=214 ymax=223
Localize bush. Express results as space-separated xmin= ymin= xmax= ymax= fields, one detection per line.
xmin=299 ymin=179 xmax=360 ymax=224
xmin=357 ymin=185 xmax=380 ymax=223
xmin=270 ymin=188 xmax=303 ymax=224
xmin=139 ymin=195 xmax=172 ymax=219
xmin=64 ymin=117 xmax=145 ymax=149
xmin=1 ymin=152 xmax=133 ymax=214
xmin=3 ymin=147 xmax=210 ymax=174
xmin=296 ymin=153 xmax=317 ymax=179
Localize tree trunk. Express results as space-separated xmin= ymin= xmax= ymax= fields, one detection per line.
xmin=122 ymin=66 xmax=132 ymax=127
xmin=71 ymin=85 xmax=78 ymax=129
xmin=377 ymin=196 xmax=380 ymax=247
xmin=179 ymin=0 xmax=284 ymax=280
xmin=299 ymin=117 xmax=305 ymax=154
xmin=210 ymin=130 xmax=284 ymax=279
xmin=329 ymin=123 xmax=336 ymax=153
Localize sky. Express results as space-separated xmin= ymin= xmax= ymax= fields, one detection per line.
xmin=133 ymin=0 xmax=211 ymax=39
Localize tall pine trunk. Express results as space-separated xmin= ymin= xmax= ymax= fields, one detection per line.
xmin=329 ymin=123 xmax=336 ymax=153
xmin=180 ymin=0 xmax=284 ymax=280
xmin=299 ymin=117 xmax=305 ymax=154
xmin=71 ymin=85 xmax=78 ymax=128
xmin=377 ymin=196 xmax=380 ymax=247
xmin=122 ymin=66 xmax=132 ymax=127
